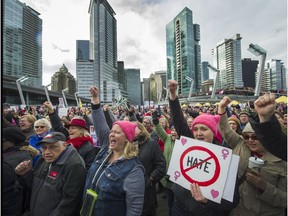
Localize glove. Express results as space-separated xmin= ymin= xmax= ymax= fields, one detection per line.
xmin=152 ymin=111 xmax=159 ymax=125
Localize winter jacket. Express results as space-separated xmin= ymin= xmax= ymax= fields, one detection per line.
xmin=218 ymin=112 xmax=287 ymax=216
xmin=250 ymin=113 xmax=287 ymax=161
xmin=21 ymin=144 xmax=87 ymax=216
xmin=169 ymin=97 xmax=239 ymax=216
xmin=154 ymin=123 xmax=175 ymax=189
xmin=84 ymin=104 xmax=145 ymax=216
xmin=49 ymin=111 xmax=99 ymax=169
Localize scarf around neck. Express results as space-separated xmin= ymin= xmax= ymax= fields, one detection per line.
xmin=66 ymin=136 xmax=93 ymax=149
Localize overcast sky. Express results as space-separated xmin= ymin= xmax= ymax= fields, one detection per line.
xmin=21 ymin=0 xmax=287 ymax=86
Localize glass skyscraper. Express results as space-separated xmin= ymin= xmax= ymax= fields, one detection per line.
xmin=3 ymin=0 xmax=42 ymax=87
xmin=212 ymin=34 xmax=244 ymax=89
xmin=76 ymin=40 xmax=94 ymax=99
xmin=166 ymin=7 xmax=202 ymax=97
xmin=266 ymin=59 xmax=287 ymax=92
xmin=88 ymin=0 xmax=119 ymax=103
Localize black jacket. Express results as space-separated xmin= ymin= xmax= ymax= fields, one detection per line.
xmin=249 ymin=113 xmax=287 ymax=161
xmin=169 ymin=97 xmax=239 ymax=216
xmin=21 ymin=145 xmax=87 ymax=216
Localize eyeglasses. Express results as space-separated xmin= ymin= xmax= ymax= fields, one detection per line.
xmin=35 ymin=126 xmax=46 ymax=129
xmin=143 ymin=121 xmax=150 ymax=125
xmin=243 ymin=134 xmax=258 ymax=141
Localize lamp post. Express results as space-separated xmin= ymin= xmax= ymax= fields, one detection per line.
xmin=163 ymin=87 xmax=169 ymax=101
xmin=185 ymin=75 xmax=194 ymax=101
xmin=62 ymin=87 xmax=69 ymax=107
xmin=247 ymin=43 xmax=267 ymax=97
xmin=74 ymin=92 xmax=79 ymax=107
xmin=16 ymin=75 xmax=29 ymax=105
xmin=207 ymin=64 xmax=220 ymax=99
xmin=43 ymin=83 xmax=52 ymax=103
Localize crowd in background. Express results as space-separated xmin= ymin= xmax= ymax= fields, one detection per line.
xmin=2 ymin=80 xmax=287 ymax=216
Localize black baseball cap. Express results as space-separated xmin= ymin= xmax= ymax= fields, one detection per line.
xmin=36 ymin=132 xmax=66 ymax=146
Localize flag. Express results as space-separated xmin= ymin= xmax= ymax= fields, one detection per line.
xmin=79 ymin=98 xmax=82 ymax=108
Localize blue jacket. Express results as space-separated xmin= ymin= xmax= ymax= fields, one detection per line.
xmin=84 ymin=104 xmax=145 ymax=216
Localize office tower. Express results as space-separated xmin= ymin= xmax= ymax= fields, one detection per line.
xmin=201 ymin=61 xmax=209 ymax=82
xmin=76 ymin=40 xmax=94 ymax=99
xmin=125 ymin=69 xmax=141 ymax=105
xmin=212 ymin=34 xmax=243 ymax=89
xmin=51 ymin=64 xmax=76 ymax=94
xmin=242 ymin=58 xmax=258 ymax=88
xmin=166 ymin=7 xmax=202 ymax=97
xmin=88 ymin=0 xmax=119 ymax=103
xmin=149 ymin=73 xmax=163 ymax=103
xmin=3 ymin=0 xmax=42 ymax=87
xmin=266 ymin=59 xmax=287 ymax=92
xmin=155 ymin=70 xmax=167 ymax=100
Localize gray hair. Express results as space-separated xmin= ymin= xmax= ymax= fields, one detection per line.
xmin=34 ymin=118 xmax=52 ymax=130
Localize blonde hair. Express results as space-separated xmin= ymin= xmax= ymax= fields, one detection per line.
xmin=123 ymin=141 xmax=139 ymax=159
xmin=136 ymin=122 xmax=150 ymax=139
xmin=21 ymin=114 xmax=36 ymax=125
xmin=159 ymin=117 xmax=169 ymax=129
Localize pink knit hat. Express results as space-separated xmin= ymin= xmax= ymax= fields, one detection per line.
xmin=192 ymin=114 xmax=222 ymax=143
xmin=112 ymin=121 xmax=138 ymax=143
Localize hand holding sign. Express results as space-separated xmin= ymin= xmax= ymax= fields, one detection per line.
xmin=190 ymin=183 xmax=208 ymax=204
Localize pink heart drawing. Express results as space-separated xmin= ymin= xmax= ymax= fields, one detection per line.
xmin=181 ymin=138 xmax=187 ymax=145
xmin=211 ymin=189 xmax=219 ymax=199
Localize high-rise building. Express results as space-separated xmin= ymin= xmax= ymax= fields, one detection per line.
xmin=51 ymin=64 xmax=76 ymax=94
xmin=88 ymin=0 xmax=119 ymax=103
xmin=242 ymin=58 xmax=258 ymax=88
xmin=166 ymin=7 xmax=202 ymax=97
xmin=155 ymin=70 xmax=167 ymax=100
xmin=125 ymin=69 xmax=141 ymax=105
xmin=212 ymin=34 xmax=243 ymax=89
xmin=266 ymin=59 xmax=287 ymax=92
xmin=201 ymin=61 xmax=209 ymax=82
xmin=3 ymin=0 xmax=42 ymax=87
xmin=76 ymin=40 xmax=94 ymax=99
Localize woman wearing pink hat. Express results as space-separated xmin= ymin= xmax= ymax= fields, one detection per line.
xmin=43 ymin=101 xmax=99 ymax=169
xmin=167 ymin=80 xmax=239 ymax=216
xmin=80 ymin=86 xmax=145 ymax=216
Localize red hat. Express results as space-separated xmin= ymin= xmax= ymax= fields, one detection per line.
xmin=65 ymin=118 xmax=89 ymax=131
xmin=192 ymin=114 xmax=222 ymax=143
xmin=112 ymin=121 xmax=138 ymax=143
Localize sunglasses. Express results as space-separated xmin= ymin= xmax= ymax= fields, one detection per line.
xmin=243 ymin=134 xmax=258 ymax=141
xmin=35 ymin=126 xmax=46 ymax=129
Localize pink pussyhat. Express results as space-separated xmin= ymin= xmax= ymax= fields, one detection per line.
xmin=112 ymin=121 xmax=138 ymax=143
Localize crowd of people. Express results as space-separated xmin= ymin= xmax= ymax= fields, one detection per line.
xmin=2 ymin=79 xmax=287 ymax=216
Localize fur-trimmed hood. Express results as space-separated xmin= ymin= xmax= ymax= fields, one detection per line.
xmin=19 ymin=145 xmax=40 ymax=159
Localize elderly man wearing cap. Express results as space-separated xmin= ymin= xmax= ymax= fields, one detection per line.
xmin=15 ymin=132 xmax=87 ymax=216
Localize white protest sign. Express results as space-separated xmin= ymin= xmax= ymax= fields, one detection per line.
xmin=58 ymin=107 xmax=68 ymax=118
xmin=167 ymin=136 xmax=233 ymax=204
xmin=222 ymin=154 xmax=239 ymax=202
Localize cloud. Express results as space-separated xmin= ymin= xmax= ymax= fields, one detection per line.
xmin=21 ymin=0 xmax=287 ymax=85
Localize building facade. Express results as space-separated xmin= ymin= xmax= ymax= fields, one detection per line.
xmin=3 ymin=0 xmax=42 ymax=87
xmin=212 ymin=34 xmax=243 ymax=90
xmin=242 ymin=58 xmax=258 ymax=89
xmin=125 ymin=69 xmax=141 ymax=105
xmin=51 ymin=64 xmax=76 ymax=95
xmin=201 ymin=61 xmax=209 ymax=82
xmin=76 ymin=40 xmax=94 ymax=99
xmin=166 ymin=7 xmax=202 ymax=97
xmin=88 ymin=0 xmax=120 ymax=103
xmin=266 ymin=59 xmax=287 ymax=92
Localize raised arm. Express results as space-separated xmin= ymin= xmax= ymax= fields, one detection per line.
xmin=250 ymin=93 xmax=287 ymax=161
xmin=168 ymin=80 xmax=193 ymax=138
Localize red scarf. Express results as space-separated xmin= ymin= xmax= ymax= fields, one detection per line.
xmin=66 ymin=136 xmax=93 ymax=149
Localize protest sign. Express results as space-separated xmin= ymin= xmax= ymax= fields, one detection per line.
xmin=167 ymin=136 xmax=235 ymax=203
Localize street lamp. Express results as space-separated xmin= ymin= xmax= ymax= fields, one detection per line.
xmin=185 ymin=75 xmax=194 ymax=101
xmin=74 ymin=92 xmax=79 ymax=107
xmin=43 ymin=83 xmax=52 ymax=103
xmin=16 ymin=75 xmax=29 ymax=105
xmin=62 ymin=87 xmax=69 ymax=107
xmin=247 ymin=43 xmax=267 ymax=97
xmin=207 ymin=64 xmax=220 ymax=99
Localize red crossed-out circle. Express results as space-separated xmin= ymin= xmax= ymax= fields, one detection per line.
xmin=180 ymin=146 xmax=220 ymax=186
